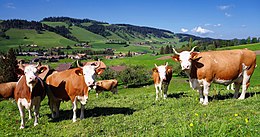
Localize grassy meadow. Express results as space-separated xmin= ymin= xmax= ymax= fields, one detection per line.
xmin=0 ymin=49 xmax=260 ymax=136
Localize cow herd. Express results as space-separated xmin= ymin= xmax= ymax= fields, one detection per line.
xmin=0 ymin=47 xmax=257 ymax=129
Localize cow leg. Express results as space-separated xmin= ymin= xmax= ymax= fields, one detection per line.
xmin=18 ymin=102 xmax=25 ymax=129
xmin=202 ymin=81 xmax=210 ymax=105
xmin=233 ymin=82 xmax=241 ymax=98
xmin=28 ymin=109 xmax=32 ymax=120
xmin=80 ymin=104 xmax=85 ymax=120
xmin=163 ymin=83 xmax=168 ymax=99
xmin=72 ymin=99 xmax=77 ymax=122
xmin=198 ymin=88 xmax=204 ymax=104
xmin=155 ymin=85 xmax=159 ymax=100
xmin=33 ymin=98 xmax=41 ymax=126
xmin=238 ymin=69 xmax=251 ymax=99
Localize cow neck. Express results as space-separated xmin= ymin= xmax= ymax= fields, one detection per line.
xmin=187 ymin=60 xmax=199 ymax=79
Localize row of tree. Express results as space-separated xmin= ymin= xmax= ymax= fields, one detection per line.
xmin=0 ymin=49 xmax=18 ymax=83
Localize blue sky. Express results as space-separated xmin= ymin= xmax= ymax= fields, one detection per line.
xmin=0 ymin=0 xmax=259 ymax=39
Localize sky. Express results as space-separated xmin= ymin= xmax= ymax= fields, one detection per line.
xmin=0 ymin=0 xmax=259 ymax=40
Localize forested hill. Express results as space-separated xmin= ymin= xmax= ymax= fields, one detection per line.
xmin=41 ymin=17 xmax=174 ymax=38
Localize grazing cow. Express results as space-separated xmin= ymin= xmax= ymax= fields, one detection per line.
xmin=46 ymin=60 xmax=105 ymax=122
xmin=14 ymin=63 xmax=47 ymax=129
xmin=93 ymin=79 xmax=118 ymax=97
xmin=172 ymin=47 xmax=256 ymax=105
xmin=0 ymin=82 xmax=16 ymax=99
xmin=152 ymin=62 xmax=173 ymax=100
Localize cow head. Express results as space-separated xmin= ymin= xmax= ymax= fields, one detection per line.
xmin=153 ymin=62 xmax=169 ymax=81
xmin=76 ymin=60 xmax=101 ymax=87
xmin=172 ymin=46 xmax=199 ymax=70
xmin=17 ymin=62 xmax=47 ymax=91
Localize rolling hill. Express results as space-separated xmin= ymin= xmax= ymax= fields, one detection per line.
xmin=0 ymin=17 xmax=256 ymax=53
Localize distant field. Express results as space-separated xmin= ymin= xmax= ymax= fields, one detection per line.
xmin=0 ymin=28 xmax=76 ymax=52
xmin=221 ymin=43 xmax=260 ymax=51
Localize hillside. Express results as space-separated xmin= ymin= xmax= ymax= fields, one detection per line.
xmin=0 ymin=17 xmax=258 ymax=53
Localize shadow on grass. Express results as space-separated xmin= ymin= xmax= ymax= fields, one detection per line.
xmin=209 ymin=91 xmax=260 ymax=101
xmin=167 ymin=92 xmax=188 ymax=99
xmin=48 ymin=107 xmax=135 ymax=122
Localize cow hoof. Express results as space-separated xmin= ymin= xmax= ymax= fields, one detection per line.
xmin=202 ymin=102 xmax=208 ymax=105
xmin=72 ymin=119 xmax=77 ymax=122
xmin=34 ymin=123 xmax=38 ymax=126
xmin=20 ymin=125 xmax=25 ymax=129
xmin=199 ymin=98 xmax=204 ymax=104
xmin=238 ymin=97 xmax=245 ymax=100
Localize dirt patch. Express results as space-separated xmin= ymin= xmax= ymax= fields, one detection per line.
xmin=156 ymin=56 xmax=172 ymax=60
xmin=254 ymin=50 xmax=260 ymax=55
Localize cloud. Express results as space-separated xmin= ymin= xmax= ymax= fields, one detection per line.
xmin=218 ymin=5 xmax=231 ymax=10
xmin=224 ymin=12 xmax=231 ymax=17
xmin=181 ymin=28 xmax=188 ymax=33
xmin=214 ymin=24 xmax=222 ymax=27
xmin=5 ymin=3 xmax=16 ymax=9
xmin=241 ymin=25 xmax=247 ymax=28
xmin=192 ymin=26 xmax=214 ymax=35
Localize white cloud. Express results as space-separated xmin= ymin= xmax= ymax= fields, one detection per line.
xmin=181 ymin=28 xmax=188 ymax=33
xmin=192 ymin=26 xmax=214 ymax=35
xmin=214 ymin=24 xmax=222 ymax=27
xmin=5 ymin=3 xmax=16 ymax=9
xmin=241 ymin=25 xmax=247 ymax=28
xmin=224 ymin=12 xmax=231 ymax=17
xmin=204 ymin=23 xmax=211 ymax=26
xmin=218 ymin=5 xmax=231 ymax=10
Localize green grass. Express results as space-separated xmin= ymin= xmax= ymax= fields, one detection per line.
xmin=220 ymin=43 xmax=260 ymax=51
xmin=70 ymin=26 xmax=106 ymax=42
xmin=0 ymin=28 xmax=77 ymax=51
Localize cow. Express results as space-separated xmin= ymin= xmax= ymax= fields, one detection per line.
xmin=46 ymin=60 xmax=105 ymax=122
xmin=172 ymin=47 xmax=256 ymax=105
xmin=14 ymin=63 xmax=47 ymax=129
xmin=0 ymin=82 xmax=16 ymax=99
xmin=152 ymin=62 xmax=173 ymax=100
xmin=93 ymin=79 xmax=118 ymax=97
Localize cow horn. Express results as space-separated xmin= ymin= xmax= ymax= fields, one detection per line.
xmin=172 ymin=48 xmax=180 ymax=55
xmin=154 ymin=64 xmax=158 ymax=68
xmin=190 ymin=46 xmax=197 ymax=53
xmin=18 ymin=61 xmax=25 ymax=70
xmin=94 ymin=59 xmax=101 ymax=69
xmin=165 ymin=62 xmax=168 ymax=66
xmin=35 ymin=62 xmax=41 ymax=68
xmin=77 ymin=60 xmax=83 ymax=67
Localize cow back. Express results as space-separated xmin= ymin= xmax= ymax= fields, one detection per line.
xmin=0 ymin=82 xmax=16 ymax=99
xmin=191 ymin=49 xmax=256 ymax=81
xmin=46 ymin=68 xmax=88 ymax=102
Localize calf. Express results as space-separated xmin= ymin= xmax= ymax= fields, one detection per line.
xmin=14 ymin=63 xmax=47 ymax=129
xmin=46 ymin=60 xmax=105 ymax=122
xmin=0 ymin=82 xmax=16 ymax=99
xmin=152 ymin=62 xmax=173 ymax=100
xmin=93 ymin=79 xmax=118 ymax=97
xmin=172 ymin=47 xmax=256 ymax=105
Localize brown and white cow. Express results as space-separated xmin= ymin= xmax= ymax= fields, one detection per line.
xmin=172 ymin=47 xmax=256 ymax=105
xmin=14 ymin=63 xmax=47 ymax=129
xmin=46 ymin=60 xmax=105 ymax=122
xmin=93 ymin=79 xmax=118 ymax=97
xmin=152 ymin=62 xmax=173 ymax=100
xmin=0 ymin=82 xmax=16 ymax=99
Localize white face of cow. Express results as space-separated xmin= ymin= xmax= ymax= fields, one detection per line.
xmin=24 ymin=65 xmax=38 ymax=90
xmin=155 ymin=62 xmax=168 ymax=81
xmin=179 ymin=51 xmax=192 ymax=70
xmin=82 ymin=65 xmax=97 ymax=87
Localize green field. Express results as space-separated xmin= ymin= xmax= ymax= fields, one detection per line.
xmin=0 ymin=47 xmax=260 ymax=136
xmin=221 ymin=43 xmax=260 ymax=51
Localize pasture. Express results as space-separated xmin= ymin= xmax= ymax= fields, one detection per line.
xmin=0 ymin=54 xmax=260 ymax=136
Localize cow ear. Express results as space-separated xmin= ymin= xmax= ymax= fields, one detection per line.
xmin=96 ymin=69 xmax=104 ymax=75
xmin=75 ymin=68 xmax=83 ymax=76
xmin=38 ymin=66 xmax=47 ymax=74
xmin=16 ymin=68 xmax=24 ymax=75
xmin=152 ymin=68 xmax=158 ymax=72
xmin=191 ymin=52 xmax=200 ymax=60
xmin=172 ymin=55 xmax=180 ymax=62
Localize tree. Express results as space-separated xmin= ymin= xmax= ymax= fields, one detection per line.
xmin=251 ymin=37 xmax=258 ymax=43
xmin=246 ymin=37 xmax=251 ymax=44
xmin=164 ymin=45 xmax=170 ymax=54
xmin=0 ymin=48 xmax=18 ymax=83
xmin=160 ymin=46 xmax=164 ymax=55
